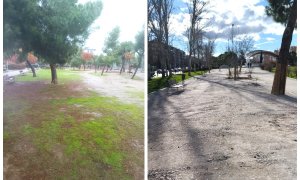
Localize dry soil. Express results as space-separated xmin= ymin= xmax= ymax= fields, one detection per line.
xmin=148 ymin=67 xmax=296 ymax=180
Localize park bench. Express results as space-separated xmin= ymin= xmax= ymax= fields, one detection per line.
xmin=167 ymin=79 xmax=184 ymax=91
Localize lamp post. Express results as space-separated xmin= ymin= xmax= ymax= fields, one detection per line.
xmin=231 ymin=24 xmax=234 ymax=51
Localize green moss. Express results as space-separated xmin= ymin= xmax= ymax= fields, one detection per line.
xmin=20 ymin=94 xmax=143 ymax=179
xmin=127 ymin=90 xmax=144 ymax=100
xmin=3 ymin=132 xmax=10 ymax=141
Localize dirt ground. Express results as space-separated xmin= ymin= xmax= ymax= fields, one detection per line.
xmin=4 ymin=70 xmax=144 ymax=179
xmin=148 ymin=67 xmax=296 ymax=180
xmin=81 ymin=71 xmax=144 ymax=105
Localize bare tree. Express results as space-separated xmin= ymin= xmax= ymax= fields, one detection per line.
xmin=267 ymin=0 xmax=297 ymax=95
xmin=203 ymin=38 xmax=215 ymax=73
xmin=186 ymin=0 xmax=208 ymax=75
xmin=148 ymin=0 xmax=173 ymax=77
xmin=235 ymin=35 xmax=254 ymax=72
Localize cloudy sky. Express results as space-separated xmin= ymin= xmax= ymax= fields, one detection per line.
xmin=79 ymin=0 xmax=146 ymax=55
xmin=169 ymin=0 xmax=297 ymax=56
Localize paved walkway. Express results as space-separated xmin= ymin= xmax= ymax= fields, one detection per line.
xmin=148 ymin=68 xmax=296 ymax=179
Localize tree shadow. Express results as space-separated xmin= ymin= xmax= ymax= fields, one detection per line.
xmin=148 ymin=88 xmax=217 ymax=179
xmin=194 ymin=76 xmax=296 ymax=108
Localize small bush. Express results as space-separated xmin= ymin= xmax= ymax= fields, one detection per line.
xmin=261 ymin=61 xmax=276 ymax=72
xmin=287 ymin=66 xmax=297 ymax=79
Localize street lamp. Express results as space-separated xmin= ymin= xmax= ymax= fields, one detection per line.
xmin=231 ymin=24 xmax=234 ymax=48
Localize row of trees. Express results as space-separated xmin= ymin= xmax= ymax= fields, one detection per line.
xmin=4 ymin=0 xmax=103 ymax=84
xmin=147 ymin=0 xmax=253 ymax=77
xmin=148 ymin=0 xmax=297 ymax=95
xmin=69 ymin=27 xmax=144 ymax=79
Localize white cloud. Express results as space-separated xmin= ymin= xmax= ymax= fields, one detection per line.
xmin=171 ymin=0 xmax=288 ymax=44
xmin=180 ymin=7 xmax=188 ymax=12
xmin=266 ymin=37 xmax=275 ymax=41
xmin=78 ymin=0 xmax=146 ymax=55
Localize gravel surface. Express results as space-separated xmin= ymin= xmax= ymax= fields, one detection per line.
xmin=148 ymin=68 xmax=296 ymax=180
xmin=81 ymin=71 xmax=144 ymax=106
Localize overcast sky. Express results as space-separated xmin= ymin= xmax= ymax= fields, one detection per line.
xmin=78 ymin=0 xmax=146 ymax=55
xmin=169 ymin=0 xmax=297 ymax=56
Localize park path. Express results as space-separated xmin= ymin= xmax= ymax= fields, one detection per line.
xmin=148 ymin=68 xmax=296 ymax=179
xmin=80 ymin=71 xmax=144 ymax=106
xmin=249 ymin=67 xmax=296 ymax=97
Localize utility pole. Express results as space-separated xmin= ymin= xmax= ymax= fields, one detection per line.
xmin=231 ymin=23 xmax=238 ymax=80
xmin=231 ymin=24 xmax=234 ymax=51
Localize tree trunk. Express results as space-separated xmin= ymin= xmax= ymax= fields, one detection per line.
xmin=239 ymin=61 xmax=242 ymax=73
xmin=106 ymin=66 xmax=109 ymax=72
xmin=188 ymin=55 xmax=192 ymax=76
xmin=120 ymin=58 xmax=125 ymax=74
xmin=271 ymin=0 xmax=297 ymax=95
xmin=234 ymin=65 xmax=237 ymax=80
xmin=228 ymin=67 xmax=231 ymax=77
xmin=50 ymin=64 xmax=58 ymax=84
xmin=26 ymin=60 xmax=36 ymax=77
xmin=101 ymin=65 xmax=106 ymax=75
xmin=132 ymin=57 xmax=142 ymax=79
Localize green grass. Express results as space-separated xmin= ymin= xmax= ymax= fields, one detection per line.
xmin=271 ymin=66 xmax=297 ymax=79
xmin=90 ymin=72 xmax=108 ymax=77
xmin=148 ymin=71 xmax=206 ymax=93
xmin=18 ymin=94 xmax=143 ymax=179
xmin=4 ymin=79 xmax=143 ymax=179
xmin=16 ymin=69 xmax=82 ymax=83
xmin=127 ymin=90 xmax=144 ymax=100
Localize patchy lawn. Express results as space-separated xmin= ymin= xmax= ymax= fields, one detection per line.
xmin=16 ymin=69 xmax=82 ymax=83
xmin=148 ymin=71 xmax=206 ymax=93
xmin=4 ymin=71 xmax=144 ymax=179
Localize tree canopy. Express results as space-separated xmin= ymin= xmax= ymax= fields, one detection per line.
xmin=4 ymin=0 xmax=102 ymax=83
xmin=266 ymin=0 xmax=297 ymax=95
xmin=265 ymin=0 xmax=297 ymax=27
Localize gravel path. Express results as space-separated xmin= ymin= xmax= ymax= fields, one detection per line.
xmin=81 ymin=71 xmax=144 ymax=106
xmin=148 ymin=68 xmax=296 ymax=180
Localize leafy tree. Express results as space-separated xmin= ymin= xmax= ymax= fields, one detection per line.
xmin=118 ymin=41 xmax=134 ymax=74
xmin=101 ymin=55 xmax=114 ymax=75
xmin=288 ymin=51 xmax=297 ymax=66
xmin=102 ymin=27 xmax=122 ymax=74
xmin=4 ymin=0 xmax=102 ymax=84
xmin=103 ymin=27 xmax=120 ymax=55
xmin=218 ymin=51 xmax=238 ymax=77
xmin=81 ymin=51 xmax=93 ymax=70
xmin=27 ymin=52 xmax=38 ymax=64
xmin=132 ymin=30 xmax=145 ymax=79
xmin=70 ymin=51 xmax=83 ymax=69
xmin=266 ymin=0 xmax=297 ymax=95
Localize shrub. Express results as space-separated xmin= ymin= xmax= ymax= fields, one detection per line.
xmin=261 ymin=60 xmax=276 ymax=72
